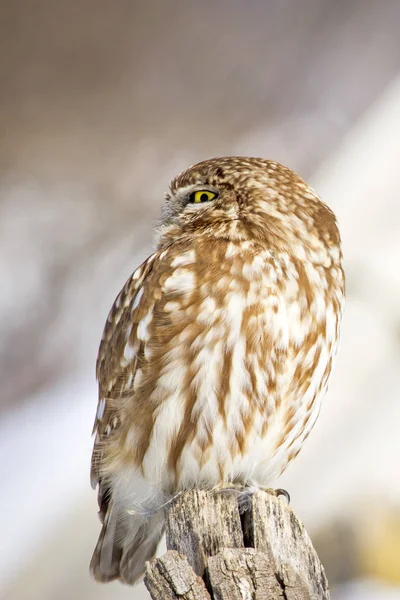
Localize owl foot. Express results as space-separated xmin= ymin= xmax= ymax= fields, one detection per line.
xmin=211 ymin=484 xmax=290 ymax=505
xmin=259 ymin=487 xmax=291 ymax=504
xmin=212 ymin=482 xmax=244 ymax=495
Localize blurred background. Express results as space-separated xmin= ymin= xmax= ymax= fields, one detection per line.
xmin=1 ymin=1 xmax=400 ymax=598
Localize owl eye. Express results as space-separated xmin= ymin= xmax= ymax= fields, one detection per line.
xmin=189 ymin=190 xmax=218 ymax=204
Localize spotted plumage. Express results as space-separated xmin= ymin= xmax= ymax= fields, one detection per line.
xmin=90 ymin=156 xmax=345 ymax=584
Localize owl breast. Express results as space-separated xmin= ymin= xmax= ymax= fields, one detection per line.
xmin=118 ymin=239 xmax=343 ymax=493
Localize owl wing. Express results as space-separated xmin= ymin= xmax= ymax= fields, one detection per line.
xmin=90 ymin=249 xmax=162 ymax=493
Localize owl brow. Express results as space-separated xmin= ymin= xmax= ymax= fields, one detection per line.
xmin=173 ymin=183 xmax=218 ymax=203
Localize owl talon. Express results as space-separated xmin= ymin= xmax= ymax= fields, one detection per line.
xmin=274 ymin=488 xmax=291 ymax=504
xmin=258 ymin=487 xmax=290 ymax=504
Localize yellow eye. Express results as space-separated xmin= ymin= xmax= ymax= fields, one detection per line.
xmin=189 ymin=190 xmax=218 ymax=204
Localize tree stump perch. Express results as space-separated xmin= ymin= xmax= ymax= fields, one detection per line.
xmin=144 ymin=490 xmax=330 ymax=599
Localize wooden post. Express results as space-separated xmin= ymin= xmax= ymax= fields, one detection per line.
xmin=144 ymin=489 xmax=330 ymax=599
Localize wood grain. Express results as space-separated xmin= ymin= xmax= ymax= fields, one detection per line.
xmin=145 ymin=490 xmax=330 ymax=599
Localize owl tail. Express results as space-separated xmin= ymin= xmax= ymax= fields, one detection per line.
xmin=90 ymin=502 xmax=164 ymax=585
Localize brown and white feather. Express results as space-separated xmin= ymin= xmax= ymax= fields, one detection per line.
xmin=90 ymin=157 xmax=345 ymax=584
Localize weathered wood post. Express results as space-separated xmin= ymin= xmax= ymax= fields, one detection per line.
xmin=144 ymin=489 xmax=330 ymax=599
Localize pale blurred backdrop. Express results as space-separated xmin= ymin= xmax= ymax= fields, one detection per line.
xmin=1 ymin=1 xmax=400 ymax=599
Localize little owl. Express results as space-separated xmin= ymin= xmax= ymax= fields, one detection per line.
xmin=90 ymin=156 xmax=345 ymax=584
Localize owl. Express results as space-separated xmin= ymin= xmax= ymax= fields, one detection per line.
xmin=90 ymin=157 xmax=345 ymax=584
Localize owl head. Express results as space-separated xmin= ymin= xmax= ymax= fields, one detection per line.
xmin=158 ymin=157 xmax=340 ymax=259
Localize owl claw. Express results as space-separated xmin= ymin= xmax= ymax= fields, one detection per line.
xmin=257 ymin=487 xmax=291 ymax=504
xmin=273 ymin=488 xmax=291 ymax=504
